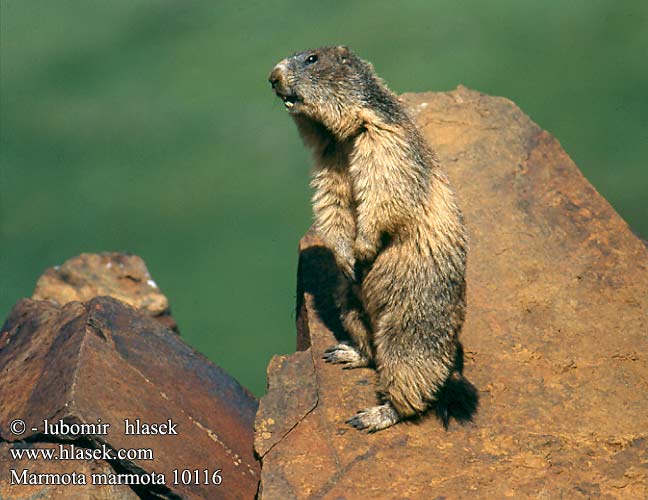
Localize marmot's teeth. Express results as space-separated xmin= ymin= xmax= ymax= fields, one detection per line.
xmin=285 ymin=101 xmax=294 ymax=108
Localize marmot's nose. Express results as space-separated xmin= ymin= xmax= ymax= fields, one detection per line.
xmin=268 ymin=68 xmax=281 ymax=89
xmin=268 ymin=62 xmax=288 ymax=89
xmin=269 ymin=72 xmax=280 ymax=89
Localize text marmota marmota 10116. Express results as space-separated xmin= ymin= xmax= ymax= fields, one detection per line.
xmin=269 ymin=46 xmax=475 ymax=432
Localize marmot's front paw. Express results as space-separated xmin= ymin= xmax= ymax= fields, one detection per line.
xmin=346 ymin=403 xmax=401 ymax=432
xmin=323 ymin=343 xmax=369 ymax=369
xmin=353 ymin=234 xmax=377 ymax=263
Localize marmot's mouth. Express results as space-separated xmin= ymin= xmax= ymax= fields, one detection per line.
xmin=276 ymin=91 xmax=300 ymax=110
xmin=282 ymin=95 xmax=297 ymax=109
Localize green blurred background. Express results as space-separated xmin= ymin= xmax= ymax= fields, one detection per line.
xmin=1 ymin=1 xmax=646 ymax=396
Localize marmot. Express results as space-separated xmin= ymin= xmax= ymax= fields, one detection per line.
xmin=269 ymin=46 xmax=474 ymax=432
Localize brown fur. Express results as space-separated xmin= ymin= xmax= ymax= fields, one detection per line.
xmin=269 ymin=46 xmax=470 ymax=431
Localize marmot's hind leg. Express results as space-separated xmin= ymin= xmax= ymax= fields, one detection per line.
xmin=345 ymin=366 xmax=429 ymax=432
xmin=346 ymin=367 xmax=424 ymax=433
xmin=347 ymin=322 xmax=455 ymax=432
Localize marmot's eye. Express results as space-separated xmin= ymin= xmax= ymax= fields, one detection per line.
xmin=305 ymin=54 xmax=318 ymax=65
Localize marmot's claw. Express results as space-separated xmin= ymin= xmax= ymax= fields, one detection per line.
xmin=346 ymin=413 xmax=370 ymax=430
xmin=323 ymin=342 xmax=347 ymax=354
xmin=346 ymin=404 xmax=401 ymax=432
xmin=322 ymin=343 xmax=369 ymax=368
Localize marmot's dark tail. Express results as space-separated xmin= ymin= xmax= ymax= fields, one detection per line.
xmin=433 ymin=342 xmax=478 ymax=429
xmin=433 ymin=370 xmax=479 ymax=429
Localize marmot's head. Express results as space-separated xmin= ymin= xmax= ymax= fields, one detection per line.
xmin=269 ymin=46 xmax=399 ymax=139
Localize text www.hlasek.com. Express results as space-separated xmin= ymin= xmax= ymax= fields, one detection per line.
xmin=10 ymin=444 xmax=153 ymax=462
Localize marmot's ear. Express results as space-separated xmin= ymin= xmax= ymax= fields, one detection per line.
xmin=336 ymin=45 xmax=350 ymax=63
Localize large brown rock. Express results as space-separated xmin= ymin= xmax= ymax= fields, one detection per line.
xmin=254 ymin=87 xmax=648 ymax=499
xmin=1 ymin=257 xmax=260 ymax=499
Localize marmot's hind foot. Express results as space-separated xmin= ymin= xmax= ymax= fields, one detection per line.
xmin=323 ymin=343 xmax=370 ymax=369
xmin=346 ymin=403 xmax=400 ymax=432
